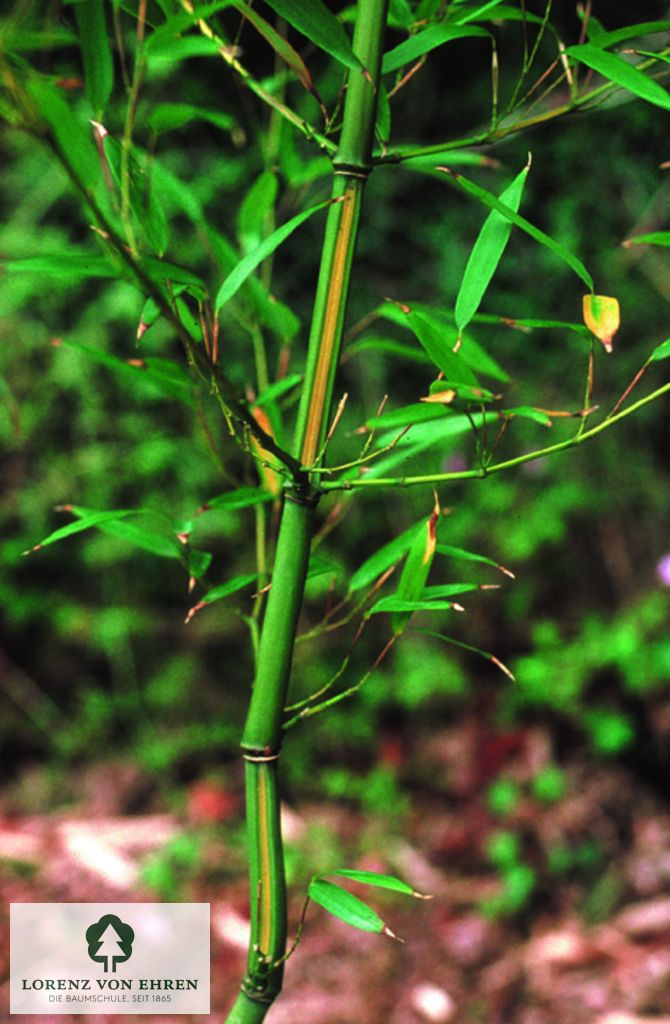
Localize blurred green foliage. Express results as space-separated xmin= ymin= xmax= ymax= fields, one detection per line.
xmin=0 ymin=1 xmax=668 ymax=827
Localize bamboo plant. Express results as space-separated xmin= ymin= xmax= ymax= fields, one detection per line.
xmin=2 ymin=1 xmax=670 ymax=1021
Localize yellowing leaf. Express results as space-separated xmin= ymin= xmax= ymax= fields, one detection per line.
xmin=582 ymin=294 xmax=620 ymax=352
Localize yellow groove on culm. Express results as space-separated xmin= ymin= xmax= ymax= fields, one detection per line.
xmin=300 ymin=182 xmax=359 ymax=467
xmin=257 ymin=766 xmax=272 ymax=955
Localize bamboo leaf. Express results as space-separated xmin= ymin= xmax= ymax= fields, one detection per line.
xmin=1 ymin=254 xmax=117 ymax=278
xmin=502 ymin=406 xmax=553 ymax=426
xmin=582 ymin=294 xmax=620 ymax=352
xmin=370 ymin=597 xmax=463 ymax=615
xmin=262 ymin=0 xmax=363 ymax=71
xmin=455 ymin=160 xmax=530 ymax=334
xmin=198 ymin=573 xmax=258 ymax=605
xmin=366 ymin=402 xmax=452 ymax=430
xmin=148 ymin=103 xmax=235 ymax=135
xmin=437 ymin=543 xmax=515 ymax=578
xmin=438 ymin=167 xmax=594 ymax=290
xmin=391 ymin=498 xmax=440 ymax=632
xmin=332 ymin=869 xmax=427 ymax=897
xmin=237 ymin=171 xmax=279 ymax=253
xmin=459 ymin=4 xmax=545 ymax=26
xmin=421 ymin=583 xmax=483 ymax=598
xmin=649 ymin=338 xmax=670 ymax=362
xmin=406 ymin=311 xmax=480 ymax=385
xmin=566 ymin=44 xmax=670 ymax=111
xmin=347 ymin=337 xmax=433 ymax=366
xmin=381 ymin=25 xmax=489 ymax=74
xmin=70 ymin=506 xmax=182 ymax=560
xmin=74 ymin=0 xmax=114 ymax=118
xmin=414 ymin=626 xmax=516 ymax=680
xmin=624 ymin=231 xmax=670 ymax=247
xmin=215 ymin=199 xmax=330 ymax=311
xmin=205 ymin=486 xmax=276 ymax=511
xmin=348 ymin=522 xmax=423 ymax=594
xmin=54 ymin=340 xmax=196 ymax=406
xmin=254 ymin=374 xmax=302 ymax=407
xmin=101 ymin=136 xmax=169 ymax=256
xmin=584 ymin=21 xmax=670 ymax=50
xmin=453 ymin=0 xmax=508 ymax=24
xmin=235 ymin=1 xmax=323 ymax=103
xmin=25 ymin=79 xmax=101 ymax=191
xmin=308 ymin=879 xmax=387 ymax=934
xmin=24 ymin=509 xmax=142 ymax=554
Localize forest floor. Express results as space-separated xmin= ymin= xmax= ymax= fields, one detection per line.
xmin=2 ymin=715 xmax=670 ymax=1024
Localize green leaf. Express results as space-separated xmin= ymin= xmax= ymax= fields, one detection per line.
xmin=452 ymin=0 xmax=508 ymax=24
xmin=455 ymin=161 xmax=530 ymax=334
xmin=625 ymin=231 xmax=670 ymax=247
xmin=346 ymin=337 xmax=433 ymax=366
xmin=1 ymin=254 xmax=117 ymax=278
xmin=420 ymin=583 xmax=482 ymax=598
xmin=584 ymin=21 xmax=670 ymax=50
xmin=649 ymin=338 xmax=670 ymax=362
xmin=70 ymin=506 xmax=182 ymax=560
xmin=366 ymin=412 xmax=492 ymax=478
xmin=54 ymin=340 xmax=196 ymax=406
xmin=215 ymin=199 xmax=329 ymax=311
xmin=308 ymin=879 xmax=387 ymax=934
xmin=145 ymin=34 xmax=223 ymax=63
xmin=375 ymin=82 xmax=391 ymax=143
xmin=381 ymin=24 xmax=488 ymax=74
xmin=199 ymin=573 xmax=258 ymax=605
xmin=25 ymin=509 xmax=142 ymax=554
xmin=460 ymin=4 xmax=545 ymax=26
xmin=235 ymin=1 xmax=323 ymax=100
xmin=1 ymin=27 xmax=78 ymax=50
xmin=348 ymin=522 xmax=423 ymax=594
xmin=370 ymin=597 xmax=461 ymax=615
xmin=262 ymin=0 xmax=362 ymax=71
xmin=74 ymin=0 xmax=114 ymax=117
xmin=331 ymin=869 xmax=423 ymax=896
xmin=440 ymin=167 xmax=594 ymax=290
xmin=25 ymin=79 xmax=101 ymax=191
xmin=237 ymin=171 xmax=279 ymax=253
xmin=391 ymin=501 xmax=440 ymax=632
xmin=307 ymin=554 xmax=339 ymax=580
xmin=366 ymin=402 xmax=451 ymax=430
xmin=254 ymin=374 xmax=302 ymax=407
xmin=101 ymin=136 xmax=169 ymax=256
xmin=406 ymin=311 xmax=480 ymax=385
xmin=414 ymin=626 xmax=516 ymax=680
xmin=399 ymin=304 xmax=510 ymax=381
xmin=503 ymin=406 xmax=553 ymax=426
xmin=566 ymin=44 xmax=670 ymax=111
xmin=205 ymin=486 xmax=275 ymax=511
xmin=437 ymin=543 xmax=514 ymax=577
xmin=148 ymin=103 xmax=235 ymax=135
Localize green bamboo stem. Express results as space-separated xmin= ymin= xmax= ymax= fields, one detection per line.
xmin=227 ymin=2 xmax=389 ymax=1021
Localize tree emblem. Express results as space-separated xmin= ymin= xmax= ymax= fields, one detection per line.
xmin=86 ymin=914 xmax=134 ymax=973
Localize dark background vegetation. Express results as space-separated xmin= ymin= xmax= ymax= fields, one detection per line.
xmin=1 ymin=2 xmax=669 ymax=1020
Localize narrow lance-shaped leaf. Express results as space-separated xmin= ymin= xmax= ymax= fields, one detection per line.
xmin=215 ymin=199 xmax=330 ymax=311
xmin=582 ymin=294 xmax=620 ymax=353
xmin=370 ymin=596 xmax=466 ymax=615
xmin=649 ymin=338 xmax=670 ymax=363
xmin=74 ymin=0 xmax=114 ymax=118
xmin=583 ymin=21 xmax=670 ymax=49
xmin=148 ymin=103 xmax=235 ymax=135
xmin=455 ymin=159 xmax=530 ymax=336
xmin=381 ymin=25 xmax=489 ymax=74
xmin=566 ymin=44 xmax=670 ymax=112
xmin=185 ymin=573 xmax=258 ymax=624
xmin=348 ymin=521 xmax=423 ymax=595
xmin=308 ymin=879 xmax=399 ymax=938
xmin=262 ymin=0 xmax=363 ymax=71
xmin=415 ymin=626 xmax=516 ymax=681
xmin=331 ymin=869 xmax=430 ymax=898
xmin=437 ymin=543 xmax=515 ymax=578
xmin=1 ymin=254 xmax=117 ymax=278
xmin=24 ymin=509 xmax=142 ymax=554
xmin=624 ymin=231 xmax=670 ymax=248
xmin=438 ymin=166 xmax=594 ymax=291
xmin=391 ymin=496 xmax=440 ymax=633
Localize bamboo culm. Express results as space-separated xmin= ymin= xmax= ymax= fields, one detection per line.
xmin=226 ymin=2 xmax=389 ymax=1021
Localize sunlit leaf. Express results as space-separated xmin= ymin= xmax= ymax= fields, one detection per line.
xmin=215 ymin=199 xmax=329 ymax=311
xmin=455 ymin=159 xmax=530 ymax=335
xmin=584 ymin=21 xmax=670 ymax=50
xmin=391 ymin=498 xmax=440 ymax=632
xmin=582 ymin=294 xmax=620 ymax=353
xmin=437 ymin=543 xmax=515 ymax=577
xmin=381 ymin=24 xmax=488 ymax=74
xmin=566 ymin=44 xmax=670 ymax=111
xmin=366 ymin=402 xmax=451 ymax=430
xmin=1 ymin=253 xmax=117 ymax=277
xmin=370 ymin=596 xmax=462 ymax=615
xmin=70 ymin=506 xmax=182 ymax=560
xmin=24 ymin=509 xmax=143 ymax=554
